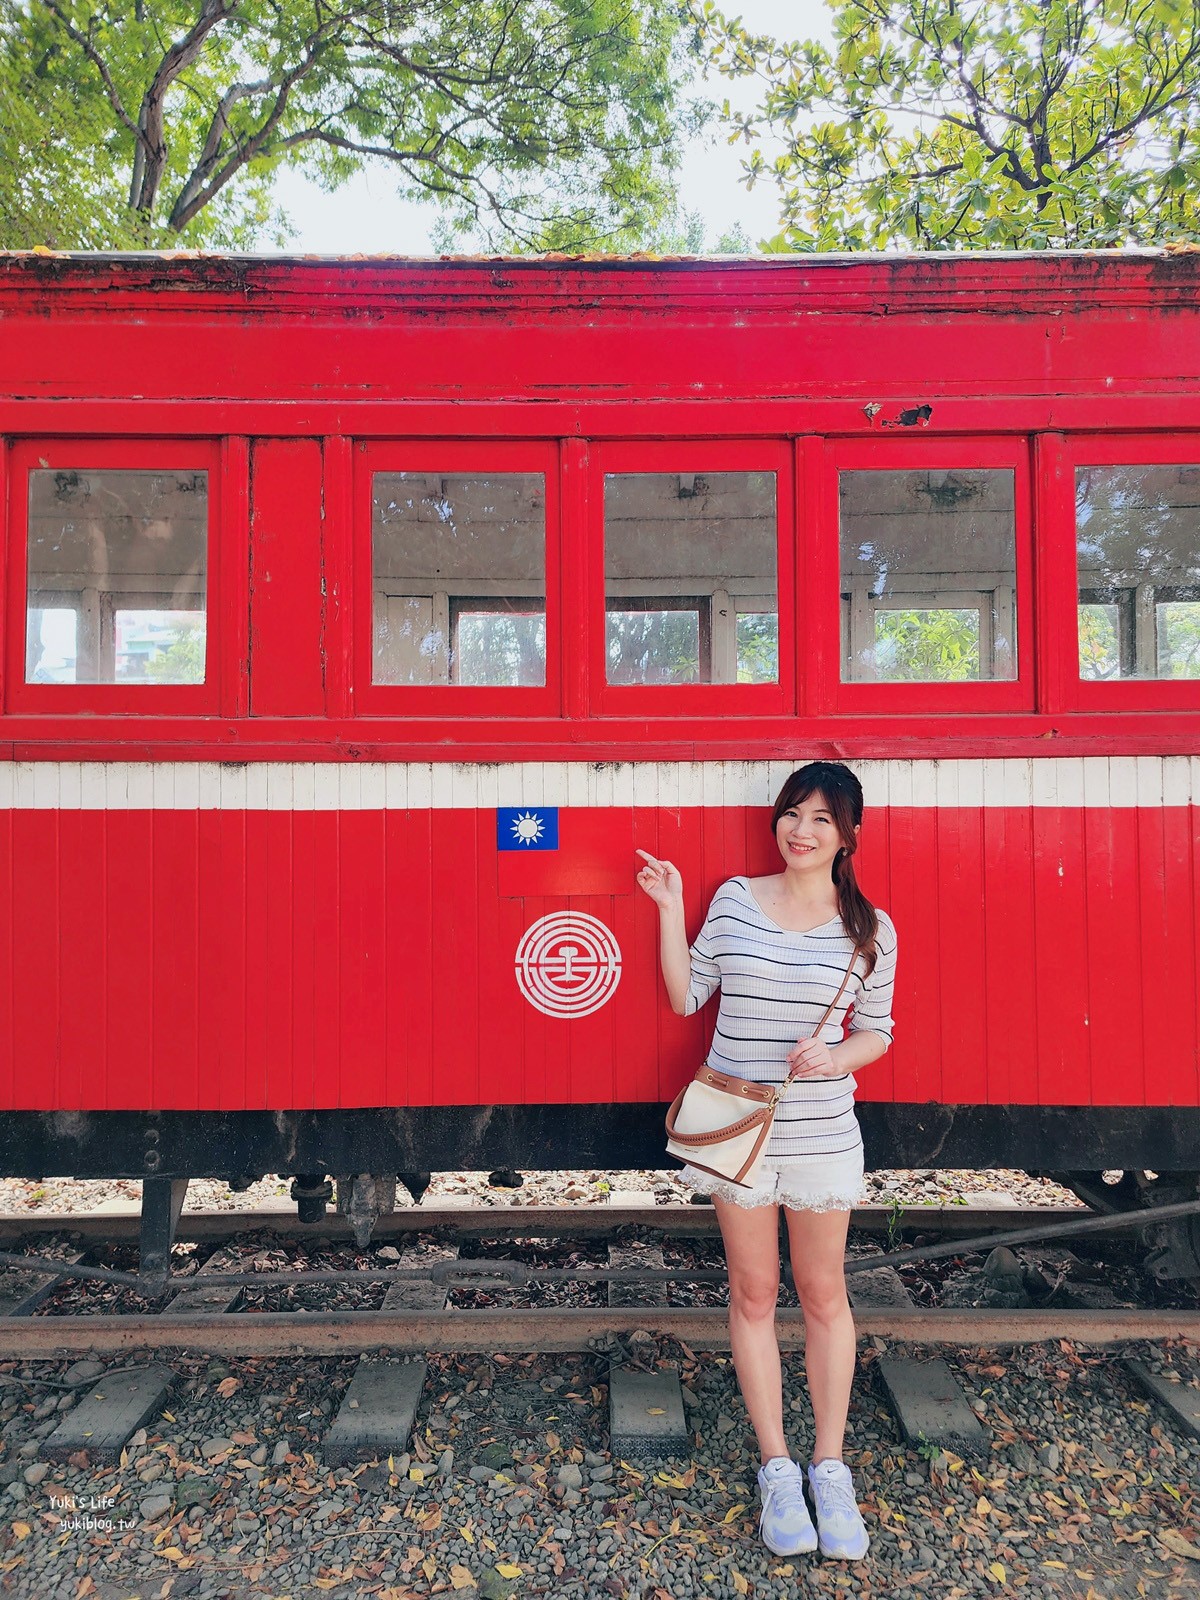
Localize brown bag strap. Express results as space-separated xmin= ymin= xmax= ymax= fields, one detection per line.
xmin=782 ymin=944 xmax=862 ymax=1089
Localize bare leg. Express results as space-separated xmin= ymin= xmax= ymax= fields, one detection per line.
xmin=712 ymin=1195 xmax=787 ymax=1464
xmin=783 ymin=1206 xmax=856 ymax=1463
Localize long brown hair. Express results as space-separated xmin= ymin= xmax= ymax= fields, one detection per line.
xmin=770 ymin=761 xmax=880 ymax=974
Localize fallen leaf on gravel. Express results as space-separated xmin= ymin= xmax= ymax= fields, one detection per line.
xmin=231 ymin=1430 xmax=256 ymax=1445
xmin=449 ymin=1566 xmax=476 ymax=1589
xmin=989 ymin=1562 xmax=1007 ymax=1583
xmin=496 ymin=1565 xmax=521 ymax=1578
xmin=422 ymin=1558 xmax=437 ymax=1582
xmin=722 ymin=1506 xmax=745 ymax=1524
xmin=731 ymin=1571 xmax=749 ymax=1595
xmin=1159 ymin=1530 xmax=1200 ymax=1560
xmin=10 ymin=1524 xmax=28 ymax=1541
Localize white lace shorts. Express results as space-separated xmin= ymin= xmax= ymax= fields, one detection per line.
xmin=679 ymin=1145 xmax=866 ymax=1213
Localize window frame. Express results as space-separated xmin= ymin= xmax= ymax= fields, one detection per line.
xmin=1059 ymin=436 xmax=1200 ymax=710
xmin=817 ymin=436 xmax=1034 ymax=714
xmin=589 ymin=440 xmax=793 ymax=717
xmin=354 ymin=440 xmax=561 ymax=716
xmin=6 ymin=439 xmax=225 ymax=716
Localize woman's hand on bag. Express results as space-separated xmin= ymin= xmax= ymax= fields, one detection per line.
xmin=635 ymin=849 xmax=684 ymax=909
xmin=786 ymin=1037 xmax=840 ymax=1077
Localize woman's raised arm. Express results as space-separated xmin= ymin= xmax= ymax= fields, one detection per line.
xmin=635 ymin=849 xmax=692 ymax=1015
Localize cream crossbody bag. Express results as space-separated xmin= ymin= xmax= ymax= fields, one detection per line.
xmin=663 ymin=945 xmax=861 ymax=1189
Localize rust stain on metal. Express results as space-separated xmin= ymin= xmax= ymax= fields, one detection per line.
xmin=0 ymin=1307 xmax=1196 ymax=1356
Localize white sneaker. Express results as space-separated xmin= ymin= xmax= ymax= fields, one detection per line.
xmin=807 ymin=1457 xmax=869 ymax=1560
xmin=756 ymin=1456 xmax=818 ymax=1556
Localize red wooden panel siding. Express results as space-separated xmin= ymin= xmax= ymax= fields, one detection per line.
xmin=55 ymin=811 xmax=93 ymax=1112
xmin=11 ymin=810 xmax=58 ymax=1112
xmin=1083 ymin=806 xmax=1144 ymax=1109
xmin=150 ymin=810 xmax=199 ymax=1112
xmin=104 ymin=812 xmax=154 ymax=1110
xmin=474 ymin=816 xmax=512 ymax=1110
xmin=243 ymin=807 xmax=272 ymax=1110
xmin=932 ymin=800 xmax=987 ymax=1106
xmin=1138 ymin=805 xmax=1176 ymax=1108
xmin=1032 ymin=803 xmax=1092 ymax=1106
xmin=309 ymin=812 xmax=342 ymax=1110
xmin=263 ymin=810 xmax=296 ymax=1112
xmin=0 ymin=812 xmax=11 ymax=1112
xmin=288 ymin=811 xmax=319 ymax=1108
xmin=0 ymin=794 xmax=1196 ymax=1115
xmin=387 ymin=811 xmax=433 ymax=1108
xmin=882 ymin=786 xmax=943 ymax=1105
xmin=249 ymin=439 xmax=326 ymax=716
xmin=338 ymin=808 xmax=388 ymax=1108
xmin=1157 ymin=805 xmax=1200 ymax=1106
xmin=853 ymin=813 xmax=895 ymax=1105
xmin=429 ymin=807 xmax=479 ymax=1106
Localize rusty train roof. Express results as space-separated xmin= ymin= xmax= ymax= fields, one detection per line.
xmin=1 ymin=247 xmax=1199 ymax=317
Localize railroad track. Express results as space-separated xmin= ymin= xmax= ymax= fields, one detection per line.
xmin=0 ymin=1198 xmax=1197 ymax=1600
xmin=0 ymin=1201 xmax=1195 ymax=1360
xmin=0 ymin=1201 xmax=1104 ymax=1243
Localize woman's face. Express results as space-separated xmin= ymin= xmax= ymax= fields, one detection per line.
xmin=774 ymin=789 xmax=856 ymax=878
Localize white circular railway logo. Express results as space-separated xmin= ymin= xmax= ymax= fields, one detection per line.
xmin=514 ymin=913 xmax=622 ymax=1018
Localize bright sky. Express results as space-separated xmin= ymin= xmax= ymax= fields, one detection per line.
xmin=271 ymin=0 xmax=834 ymax=254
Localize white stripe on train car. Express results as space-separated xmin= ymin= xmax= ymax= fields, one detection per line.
xmin=0 ymin=757 xmax=1196 ymax=808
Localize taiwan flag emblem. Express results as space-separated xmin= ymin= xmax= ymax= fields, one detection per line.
xmin=497 ymin=806 xmax=559 ymax=851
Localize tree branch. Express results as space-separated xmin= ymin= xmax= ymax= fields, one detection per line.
xmin=133 ymin=0 xmax=243 ymax=215
xmin=34 ymin=0 xmax=146 ymax=151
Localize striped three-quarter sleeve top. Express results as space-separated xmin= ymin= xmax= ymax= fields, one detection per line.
xmin=684 ymin=876 xmax=897 ymax=1164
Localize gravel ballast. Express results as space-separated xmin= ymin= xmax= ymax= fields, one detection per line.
xmin=0 ymin=1339 xmax=1197 ymax=1599
xmin=0 ymin=1166 xmax=1088 ymax=1218
xmin=2 ymin=1167 xmax=1197 ymax=1599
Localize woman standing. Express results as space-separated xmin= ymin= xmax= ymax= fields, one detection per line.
xmin=635 ymin=761 xmax=896 ymax=1562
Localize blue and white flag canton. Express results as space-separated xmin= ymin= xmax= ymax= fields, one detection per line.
xmin=497 ymin=806 xmax=559 ymax=851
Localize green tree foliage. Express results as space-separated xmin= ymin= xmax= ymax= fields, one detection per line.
xmin=143 ymin=620 xmax=206 ymax=682
xmin=0 ymin=0 xmax=696 ymax=251
xmin=696 ymin=0 xmax=1200 ymax=249
xmin=874 ymin=607 xmax=979 ymax=680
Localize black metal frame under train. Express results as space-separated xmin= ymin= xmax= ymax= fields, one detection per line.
xmin=2 ymin=1100 xmax=1198 ymax=1285
xmin=2 ymin=1101 xmax=1197 ymax=1178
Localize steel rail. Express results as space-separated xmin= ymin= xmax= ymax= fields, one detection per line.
xmin=0 ymin=1307 xmax=1196 ymax=1357
xmin=0 ymin=1203 xmax=1093 ymax=1243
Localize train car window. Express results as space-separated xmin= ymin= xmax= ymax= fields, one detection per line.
xmin=602 ymin=471 xmax=778 ymax=685
xmin=371 ymin=472 xmax=546 ymax=686
xmin=1076 ymin=465 xmax=1200 ymax=680
xmin=25 ymin=469 xmax=208 ymax=685
xmin=839 ymin=469 xmax=1017 ymax=683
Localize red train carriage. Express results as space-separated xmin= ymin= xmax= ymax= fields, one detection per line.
xmin=0 ymin=250 xmax=1197 ymax=1279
